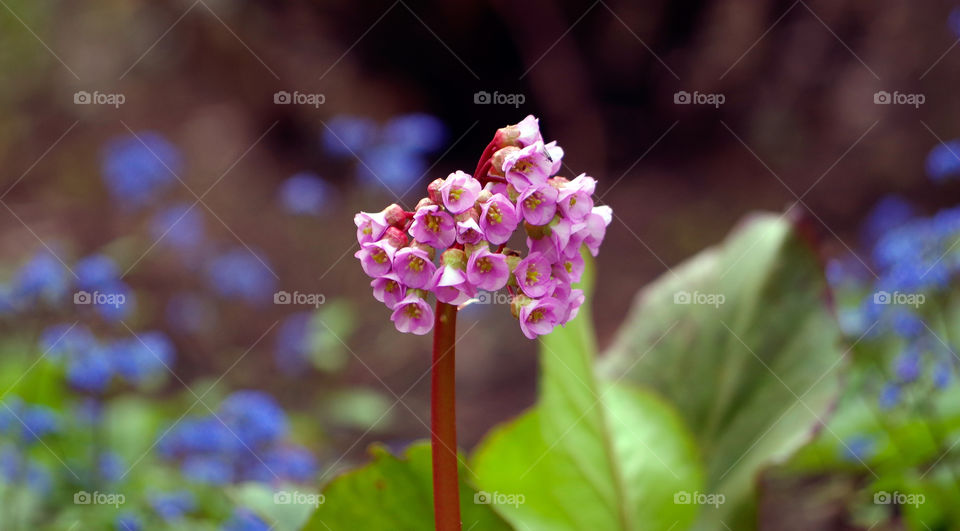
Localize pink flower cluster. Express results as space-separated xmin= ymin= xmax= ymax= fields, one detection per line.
xmin=354 ymin=116 xmax=612 ymax=338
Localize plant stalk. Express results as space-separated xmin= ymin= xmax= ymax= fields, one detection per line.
xmin=431 ymin=301 xmax=461 ymax=530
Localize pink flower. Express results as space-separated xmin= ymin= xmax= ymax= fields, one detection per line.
xmin=518 ymin=297 xmax=562 ymax=339
xmin=438 ymin=171 xmax=481 ymax=214
xmin=390 ymin=295 xmax=434 ymax=335
xmin=355 ymin=240 xmax=396 ymax=278
xmin=559 ymin=289 xmax=585 ymax=324
xmin=517 ymin=184 xmax=559 ymax=226
xmin=393 ymin=247 xmax=437 ymax=289
xmin=502 ymin=142 xmax=555 ymax=191
xmin=431 ymin=265 xmax=476 ymax=305
xmin=456 ymin=218 xmax=484 ymax=245
xmin=527 ymin=218 xmax=574 ymax=264
xmin=354 ymin=211 xmax=388 ymax=245
xmin=557 ymin=252 xmax=585 ymax=283
xmin=557 ymin=174 xmax=596 ymax=222
xmin=371 ymin=273 xmax=406 ymax=309
xmin=580 ymin=205 xmax=612 ymax=257
xmin=515 ymin=115 xmax=543 ymax=147
xmin=514 ymin=252 xmax=554 ymax=298
xmin=409 ymin=205 xmax=456 ymax=249
xmin=479 ymin=194 xmax=520 ymax=245
xmin=466 ymin=247 xmax=509 ymax=291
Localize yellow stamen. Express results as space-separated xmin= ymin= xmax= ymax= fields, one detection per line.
xmin=404 ymin=304 xmax=421 ymax=318
xmin=529 ymin=309 xmax=544 ymax=323
xmin=408 ymin=257 xmax=424 ymax=272
xmin=478 ymin=257 xmax=492 ymax=273
xmin=487 ymin=204 xmax=502 ymax=224
xmin=525 ymin=265 xmax=539 ymax=284
xmin=373 ymin=249 xmax=388 ymax=264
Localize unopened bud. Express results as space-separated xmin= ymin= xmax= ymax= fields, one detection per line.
xmin=382 ymin=203 xmax=407 ymax=227
xmin=410 ymin=241 xmax=436 ymax=261
xmin=477 ymin=189 xmax=493 ymax=204
xmin=494 ymin=126 xmax=521 ymax=149
xmin=490 ymin=147 xmax=518 ymax=177
xmin=510 ymin=291 xmax=532 ymax=318
xmin=427 ymin=178 xmax=445 ymax=203
xmin=548 ymin=176 xmax=569 ymax=189
xmin=416 ymin=197 xmax=437 ymax=211
xmin=383 ymin=226 xmax=409 ymax=248
xmin=440 ymin=248 xmax=467 ymax=270
xmin=455 ymin=208 xmax=479 ymax=224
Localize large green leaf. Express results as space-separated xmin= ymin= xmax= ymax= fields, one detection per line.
xmin=599 ymin=213 xmax=844 ymax=529
xmin=472 ymin=254 xmax=703 ymax=530
xmin=304 ymin=442 xmax=510 ymax=530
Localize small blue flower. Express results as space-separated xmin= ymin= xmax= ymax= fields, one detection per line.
xmin=99 ymin=452 xmax=125 ymax=483
xmin=841 ymin=435 xmax=874 ymax=463
xmin=357 ymin=144 xmax=427 ymax=190
xmin=261 ymin=445 xmax=318 ymax=483
xmin=182 ymin=454 xmax=234 ymax=485
xmin=149 ymin=491 xmax=195 ymax=522
xmin=0 ymin=444 xmax=20 ymax=481
xmin=322 ymin=115 xmax=377 ymax=157
xmin=67 ymin=345 xmax=114 ymax=393
xmin=206 ymin=249 xmax=276 ymax=305
xmin=110 ymin=331 xmax=176 ymax=384
xmin=13 ymin=251 xmax=70 ymax=304
xmin=222 ymin=508 xmax=271 ymax=531
xmin=890 ymin=309 xmax=925 ymax=338
xmin=24 ymin=459 xmax=51 ymax=493
xmin=381 ymin=113 xmax=447 ymax=153
xmin=926 ymin=140 xmax=960 ymax=182
xmin=150 ymin=202 xmax=205 ymax=252
xmin=278 ymin=173 xmax=332 ymax=216
xmin=92 ymin=281 xmax=136 ymax=322
xmin=74 ymin=254 xmax=121 ymax=291
xmin=274 ymin=312 xmax=313 ymax=375
xmin=102 ymin=132 xmax=181 ymax=207
xmin=219 ymin=391 xmax=288 ymax=448
xmin=40 ymin=323 xmax=95 ymax=360
xmin=19 ymin=404 xmax=60 ymax=441
xmin=879 ymin=383 xmax=901 ymax=409
xmin=893 ymin=350 xmax=921 ymax=383
xmin=159 ymin=417 xmax=239 ymax=458
xmin=861 ymin=196 xmax=915 ymax=246
xmin=116 ymin=513 xmax=143 ymax=531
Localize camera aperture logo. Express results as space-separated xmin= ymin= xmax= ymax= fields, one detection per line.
xmin=274 ymin=90 xmax=326 ymax=108
xmin=74 ymin=290 xmax=126 ymax=308
xmin=674 ymin=90 xmax=725 ymax=108
xmin=473 ymin=91 xmax=526 ymax=108
xmin=274 ymin=490 xmax=325 ymax=507
xmin=674 ymin=490 xmax=725 ymax=508
xmin=474 ymin=490 xmax=525 ymax=508
xmin=74 ymin=90 xmax=126 ymax=108
xmin=74 ymin=490 xmax=125 ymax=507
xmin=274 ymin=290 xmax=326 ymax=308
xmin=873 ymin=290 xmax=924 ymax=308
xmin=874 ymin=490 xmax=924 ymax=508
xmin=673 ymin=290 xmax=725 ymax=308
xmin=874 ymin=90 xmax=925 ymax=108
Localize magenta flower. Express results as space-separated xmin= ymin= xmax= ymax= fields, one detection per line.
xmin=479 ymin=194 xmax=519 ymax=245
xmin=514 ymin=252 xmax=554 ymax=298
xmin=515 ymin=115 xmax=543 ymax=147
xmin=518 ymin=297 xmax=562 ymax=339
xmin=354 ymin=211 xmax=389 ymax=245
xmin=409 ymin=205 xmax=456 ymax=249
xmin=557 ymin=174 xmax=596 ymax=222
xmin=517 ymin=184 xmax=559 ymax=226
xmin=372 ymin=273 xmax=406 ymax=309
xmin=502 ymin=142 xmax=555 ymax=191
xmin=431 ymin=265 xmax=476 ymax=305
xmin=466 ymin=247 xmax=509 ymax=291
xmin=439 ymin=171 xmax=481 ymax=214
xmin=527 ymin=218 xmax=573 ymax=264
xmin=557 ymin=252 xmax=585 ymax=283
xmin=559 ymin=289 xmax=585 ymax=324
xmin=580 ymin=205 xmax=613 ymax=257
xmin=390 ymin=294 xmax=434 ymax=335
xmin=355 ymin=240 xmax=396 ymax=278
xmin=456 ymin=218 xmax=484 ymax=245
xmin=393 ymin=247 xmax=437 ymax=289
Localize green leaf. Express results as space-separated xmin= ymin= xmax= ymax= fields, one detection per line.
xmin=599 ymin=213 xmax=844 ymax=529
xmin=228 ymin=482 xmax=317 ymax=531
xmin=472 ymin=253 xmax=703 ymax=531
xmin=305 ymin=442 xmax=511 ymax=531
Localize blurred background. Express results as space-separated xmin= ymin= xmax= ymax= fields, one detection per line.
xmin=0 ymin=0 xmax=959 ymax=528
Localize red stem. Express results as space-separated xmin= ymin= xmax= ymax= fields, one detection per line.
xmin=431 ymin=301 xmax=461 ymax=531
